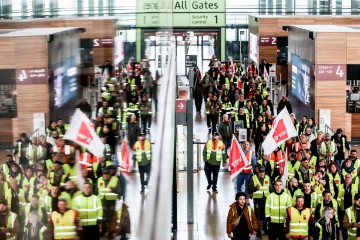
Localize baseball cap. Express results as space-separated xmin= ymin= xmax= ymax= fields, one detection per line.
xmin=258 ymin=165 xmax=265 ymax=172
xmin=102 ymin=167 xmax=110 ymax=174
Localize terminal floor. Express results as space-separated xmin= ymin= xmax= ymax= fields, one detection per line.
xmin=0 ymin=98 xmax=358 ymax=239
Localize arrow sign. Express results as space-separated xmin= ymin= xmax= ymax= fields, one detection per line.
xmin=176 ymin=99 xmax=187 ymax=113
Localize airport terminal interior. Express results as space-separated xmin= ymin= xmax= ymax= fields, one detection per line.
xmin=2 ymin=0 xmax=360 ymax=240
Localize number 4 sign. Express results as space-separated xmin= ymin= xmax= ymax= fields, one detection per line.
xmin=315 ymin=64 xmax=347 ymax=81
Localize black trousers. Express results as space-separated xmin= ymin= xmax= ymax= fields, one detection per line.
xmin=141 ymin=114 xmax=151 ymax=132
xmin=209 ymin=114 xmax=218 ymax=132
xmin=268 ymin=222 xmax=286 ymax=240
xmin=101 ymin=199 xmax=116 ymax=234
xmin=195 ymin=98 xmax=202 ymax=112
xmin=204 ymin=162 xmax=220 ymax=189
xmin=254 ymin=198 xmax=266 ymax=236
xmin=81 ymin=225 xmax=100 ymax=240
xmin=138 ymin=164 xmax=151 ymax=188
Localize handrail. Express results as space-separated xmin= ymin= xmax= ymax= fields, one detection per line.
xmin=30 ymin=128 xmax=39 ymax=140
xmin=324 ymin=124 xmax=335 ymax=136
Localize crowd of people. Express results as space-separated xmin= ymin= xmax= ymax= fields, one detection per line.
xmin=196 ymin=56 xmax=359 ymax=239
xmin=0 ymin=61 xmax=157 ymax=240
xmin=1 ymin=54 xmax=359 ymax=240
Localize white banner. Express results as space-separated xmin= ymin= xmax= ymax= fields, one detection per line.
xmin=262 ymin=107 xmax=298 ymax=155
xmin=63 ymin=109 xmax=105 ymax=157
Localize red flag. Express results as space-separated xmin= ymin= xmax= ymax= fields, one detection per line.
xmin=64 ymin=109 xmax=105 ymax=157
xmin=118 ymin=142 xmax=130 ymax=180
xmin=229 ymin=136 xmax=249 ymax=182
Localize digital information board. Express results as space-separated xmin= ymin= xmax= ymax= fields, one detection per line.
xmin=136 ymin=0 xmax=225 ymax=27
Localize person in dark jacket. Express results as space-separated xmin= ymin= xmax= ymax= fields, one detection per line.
xmin=193 ymin=77 xmax=204 ymax=114
xmin=14 ymin=133 xmax=30 ymax=171
xmin=76 ymin=98 xmax=92 ymax=119
xmin=314 ymin=206 xmax=338 ymax=240
xmin=277 ymin=96 xmax=292 ymax=114
xmin=218 ymin=114 xmax=233 ymax=150
xmin=226 ymin=192 xmax=258 ymax=240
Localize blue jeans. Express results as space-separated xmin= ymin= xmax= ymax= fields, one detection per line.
xmin=335 ymin=159 xmax=343 ymax=172
xmin=236 ymin=173 xmax=251 ymax=197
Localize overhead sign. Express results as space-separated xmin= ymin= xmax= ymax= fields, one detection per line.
xmin=136 ymin=0 xmax=225 ymax=27
xmin=93 ymin=38 xmax=114 ymax=48
xmin=315 ymin=64 xmax=346 ymax=80
xmin=259 ymin=36 xmax=277 ymax=46
xmin=176 ymin=99 xmax=187 ymax=113
xmin=16 ymin=68 xmax=48 ymax=84
xmin=185 ymin=55 xmax=197 ymax=67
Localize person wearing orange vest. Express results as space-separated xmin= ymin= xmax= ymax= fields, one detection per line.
xmin=202 ymin=132 xmax=226 ymax=193
xmin=270 ymin=147 xmax=286 ymax=169
xmin=294 ymin=134 xmax=311 ymax=161
xmin=48 ymin=198 xmax=81 ymax=240
xmin=236 ymin=141 xmax=256 ymax=198
xmin=247 ymin=62 xmax=258 ymax=77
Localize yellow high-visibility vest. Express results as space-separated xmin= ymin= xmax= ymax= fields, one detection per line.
xmin=289 ymin=207 xmax=311 ymax=237
xmin=97 ymin=176 xmax=119 ymax=200
xmin=252 ymin=175 xmax=270 ymax=199
xmin=51 ymin=210 xmax=77 ymax=239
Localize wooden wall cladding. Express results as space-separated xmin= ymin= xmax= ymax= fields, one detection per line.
xmin=93 ymin=48 xmax=113 ymax=65
xmin=351 ymin=114 xmax=360 ymax=138
xmin=0 ymin=38 xmax=15 ymax=68
xmin=259 ymin=46 xmax=277 ymax=63
xmin=315 ymin=33 xmax=347 ymax=64
xmin=346 ymin=33 xmax=360 ymax=64
xmin=15 ymin=36 xmax=48 ymax=68
xmin=16 ymin=84 xmax=49 ymax=138
xmin=0 ymin=119 xmax=13 ymax=143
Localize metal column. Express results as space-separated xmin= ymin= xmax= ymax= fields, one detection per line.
xmin=186 ymin=100 xmax=194 ymax=224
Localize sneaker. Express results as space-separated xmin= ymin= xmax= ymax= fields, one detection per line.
xmin=140 ymin=187 xmax=145 ymax=193
xmin=206 ymin=184 xmax=211 ymax=191
xmin=212 ymin=188 xmax=218 ymax=193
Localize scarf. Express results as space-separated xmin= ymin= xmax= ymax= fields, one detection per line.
xmin=344 ymin=164 xmax=355 ymax=173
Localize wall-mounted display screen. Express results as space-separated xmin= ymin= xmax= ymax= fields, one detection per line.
xmin=291 ymin=54 xmax=311 ymax=107
xmin=53 ymin=56 xmax=77 ymax=108
xmin=0 ymin=70 xmax=16 ymax=118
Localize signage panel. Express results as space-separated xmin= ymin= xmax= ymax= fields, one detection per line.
xmin=16 ymin=68 xmax=48 ymax=84
xmin=136 ymin=0 xmax=225 ymax=27
xmin=185 ymin=55 xmax=197 ymax=67
xmin=176 ymin=99 xmax=187 ymax=112
xmin=259 ymin=36 xmax=277 ymax=46
xmin=315 ymin=64 xmax=346 ymax=80
xmin=93 ymin=38 xmax=114 ymax=48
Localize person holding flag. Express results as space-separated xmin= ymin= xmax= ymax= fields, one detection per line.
xmin=236 ymin=141 xmax=256 ymax=197
xmin=262 ymin=107 xmax=298 ymax=156
xmin=203 ymin=132 xmax=226 ymax=193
